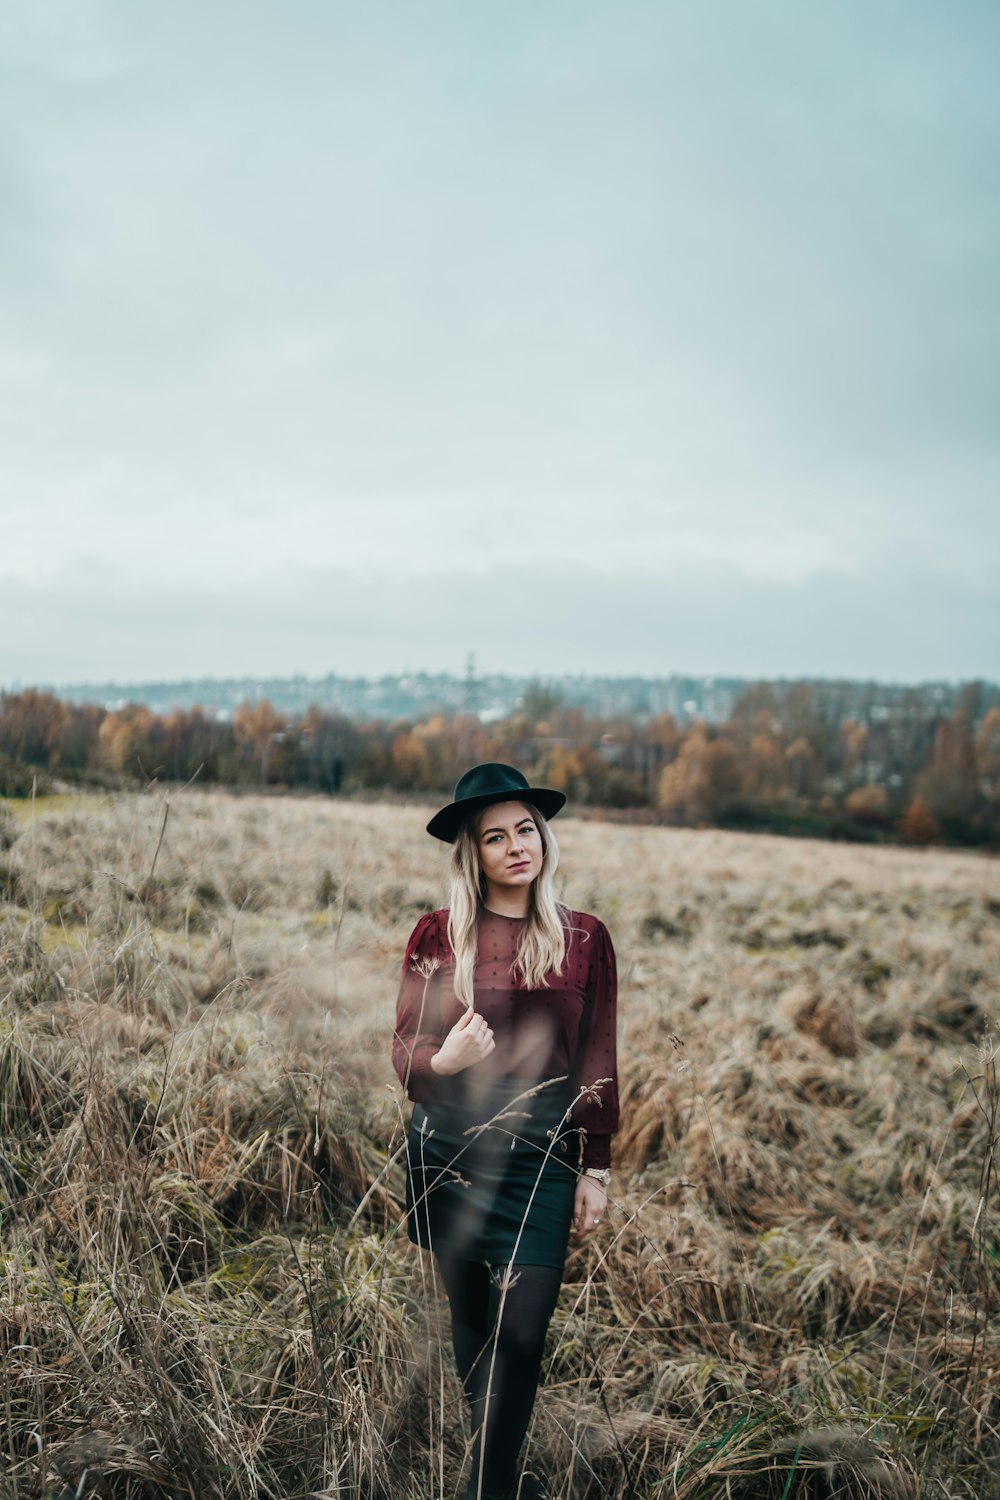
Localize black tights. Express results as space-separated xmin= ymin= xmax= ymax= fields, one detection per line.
xmin=436 ymin=1255 xmax=563 ymax=1500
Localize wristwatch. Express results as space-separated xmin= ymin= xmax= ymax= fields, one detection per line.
xmin=584 ymin=1167 xmax=611 ymax=1187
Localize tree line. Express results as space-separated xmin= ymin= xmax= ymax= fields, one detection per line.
xmin=1 ymin=681 xmax=997 ymax=846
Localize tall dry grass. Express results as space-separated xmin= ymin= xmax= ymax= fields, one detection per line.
xmin=0 ymin=786 xmax=998 ymax=1498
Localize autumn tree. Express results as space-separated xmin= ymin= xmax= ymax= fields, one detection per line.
xmin=412 ymin=715 xmax=470 ymax=791
xmin=99 ymin=705 xmax=161 ymax=779
xmin=918 ymin=707 xmax=979 ymax=836
xmin=782 ymin=683 xmax=828 ymax=763
xmin=728 ymin=683 xmax=780 ymax=742
xmin=535 ymin=743 xmax=610 ymax=804
xmin=785 ymin=736 xmax=820 ymax=799
xmin=658 ymin=727 xmax=742 ymax=824
xmin=299 ymin=706 xmax=360 ymax=793
xmin=974 ymin=706 xmax=1000 ymax=787
xmin=641 ymin=713 xmax=682 ymax=789
xmin=491 ymin=711 xmax=535 ymax=770
xmin=743 ymin=733 xmax=790 ymax=804
xmin=845 ymin=784 xmax=889 ymax=826
xmin=0 ymin=690 xmax=72 ymax=767
xmin=391 ymin=728 xmax=434 ymax=790
xmin=57 ymin=702 xmax=104 ymax=770
xmin=233 ymin=700 xmax=288 ymax=783
xmin=900 ymin=793 xmax=940 ymax=844
xmin=878 ymin=688 xmax=937 ymax=791
xmin=839 ymin=719 xmax=869 ymax=782
xmin=160 ymin=707 xmax=229 ymax=782
xmin=354 ymin=727 xmax=394 ymax=789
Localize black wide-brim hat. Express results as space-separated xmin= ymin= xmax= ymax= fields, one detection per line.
xmin=426 ymin=762 xmax=566 ymax=844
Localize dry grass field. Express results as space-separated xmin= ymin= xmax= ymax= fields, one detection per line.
xmin=1 ymin=788 xmax=999 ymax=1499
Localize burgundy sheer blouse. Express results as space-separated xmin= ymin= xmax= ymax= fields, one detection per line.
xmin=392 ymin=907 xmax=619 ymax=1169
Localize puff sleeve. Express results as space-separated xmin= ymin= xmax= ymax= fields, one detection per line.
xmin=392 ymin=911 xmax=460 ymax=1103
xmin=570 ymin=917 xmax=619 ymax=1169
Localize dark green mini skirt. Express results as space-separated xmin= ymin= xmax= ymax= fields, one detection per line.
xmin=405 ymin=1075 xmax=580 ymax=1267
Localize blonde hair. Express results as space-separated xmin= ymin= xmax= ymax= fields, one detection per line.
xmin=447 ymin=806 xmax=567 ymax=1009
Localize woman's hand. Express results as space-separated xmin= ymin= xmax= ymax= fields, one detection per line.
xmin=429 ymin=1007 xmax=495 ymax=1077
xmin=573 ymin=1175 xmax=608 ymax=1237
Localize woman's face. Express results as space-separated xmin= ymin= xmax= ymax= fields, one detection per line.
xmin=476 ymin=800 xmax=544 ymax=899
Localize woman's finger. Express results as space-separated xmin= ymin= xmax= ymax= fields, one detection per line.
xmin=573 ymin=1179 xmax=606 ymax=1236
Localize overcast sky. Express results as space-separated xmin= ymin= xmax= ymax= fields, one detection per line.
xmin=2 ymin=0 xmax=998 ymax=687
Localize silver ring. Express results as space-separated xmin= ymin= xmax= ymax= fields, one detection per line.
xmin=593 ymin=1217 xmax=601 ymax=1225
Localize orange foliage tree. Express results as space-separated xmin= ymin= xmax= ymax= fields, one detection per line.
xmin=900 ymin=793 xmax=940 ymax=844
xmin=99 ymin=705 xmax=161 ymax=779
xmin=391 ymin=728 xmax=434 ymax=790
xmin=233 ymin=701 xmax=289 ymax=783
xmin=975 ymin=706 xmax=1000 ymax=785
xmin=917 ymin=708 xmax=979 ymax=836
xmin=658 ymin=727 xmax=742 ymax=824
xmin=0 ymin=690 xmax=73 ymax=766
xmin=536 ymin=743 xmax=609 ymax=804
xmin=839 ymin=719 xmax=869 ymax=781
xmin=743 ymin=733 xmax=790 ymax=804
xmin=845 ymin=784 xmax=889 ymax=825
xmin=785 ymin=736 xmax=820 ymax=799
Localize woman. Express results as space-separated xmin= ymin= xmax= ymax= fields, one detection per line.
xmin=392 ymin=763 xmax=619 ymax=1500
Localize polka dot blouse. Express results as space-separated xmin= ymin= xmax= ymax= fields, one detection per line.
xmin=392 ymin=907 xmax=619 ymax=1169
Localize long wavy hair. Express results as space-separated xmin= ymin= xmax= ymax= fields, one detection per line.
xmin=447 ymin=804 xmax=567 ymax=1009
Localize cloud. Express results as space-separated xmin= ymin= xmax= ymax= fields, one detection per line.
xmin=3 ymin=559 xmax=995 ymax=687
xmin=1 ymin=1 xmax=997 ymax=687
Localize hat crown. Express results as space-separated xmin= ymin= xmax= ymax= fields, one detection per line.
xmin=452 ymin=763 xmax=531 ymax=804
xmin=425 ymin=761 xmax=566 ymax=842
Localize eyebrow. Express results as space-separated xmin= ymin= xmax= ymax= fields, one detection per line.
xmin=480 ymin=816 xmax=536 ymax=836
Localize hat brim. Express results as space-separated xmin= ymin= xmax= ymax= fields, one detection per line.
xmin=426 ymin=786 xmax=566 ymax=844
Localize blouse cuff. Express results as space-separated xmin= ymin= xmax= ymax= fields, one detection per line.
xmin=395 ymin=1043 xmax=440 ymax=1104
xmin=581 ymin=1133 xmax=612 ymax=1170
